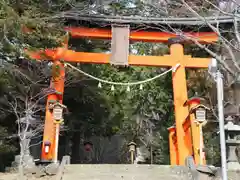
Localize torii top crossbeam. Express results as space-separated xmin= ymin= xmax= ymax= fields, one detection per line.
xmin=29 ymin=26 xmax=217 ymax=67
xmin=64 ymin=13 xmax=237 ymax=28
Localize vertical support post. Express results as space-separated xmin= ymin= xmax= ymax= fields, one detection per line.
xmin=189 ymin=102 xmax=202 ymax=165
xmin=185 ymin=98 xmax=207 ymax=165
xmin=41 ymin=49 xmax=65 ymax=162
xmin=128 ymin=142 xmax=136 ymax=164
xmin=198 ymin=122 xmax=206 ymax=165
xmin=130 ymin=151 xmax=134 ymax=164
xmin=171 ymin=44 xmax=190 ymax=165
xmin=41 ymin=87 xmax=56 ymax=161
xmin=216 ymin=71 xmax=228 ymax=180
xmin=184 ymin=124 xmax=193 ymax=157
xmin=54 ymin=123 xmax=60 ymax=163
xmin=168 ymin=126 xmax=178 ymax=165
xmin=53 ymin=60 xmax=65 ymax=163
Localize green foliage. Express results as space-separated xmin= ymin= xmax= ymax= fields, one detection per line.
xmin=0 ymin=126 xmax=17 ymax=153
xmin=72 ymin=42 xmax=174 ymax=164
xmin=204 ymin=132 xmax=221 ymax=166
xmin=0 ymin=0 xmax=66 ymax=60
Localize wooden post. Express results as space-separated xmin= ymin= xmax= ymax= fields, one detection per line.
xmin=189 ymin=103 xmax=206 ymax=165
xmin=185 ymin=123 xmax=193 ymax=157
xmin=41 ymin=49 xmax=65 ymax=162
xmin=184 ymin=98 xmax=207 ymax=165
xmin=189 ymin=102 xmax=201 ymax=164
xmin=171 ymin=44 xmax=191 ymax=165
xmin=168 ymin=126 xmax=178 ymax=165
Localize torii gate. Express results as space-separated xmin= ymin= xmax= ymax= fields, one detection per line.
xmin=28 ymin=25 xmax=218 ymax=165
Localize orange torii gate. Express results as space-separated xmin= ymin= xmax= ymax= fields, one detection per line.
xmin=28 ymin=26 xmax=218 ymax=165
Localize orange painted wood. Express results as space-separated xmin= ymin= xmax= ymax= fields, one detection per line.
xmin=184 ymin=124 xmax=193 ymax=157
xmin=183 ymin=118 xmax=191 ymax=132
xmin=182 ymin=117 xmax=194 ymax=158
xmin=21 ymin=25 xmax=218 ymax=43
xmin=168 ymin=126 xmax=179 ymax=165
xmin=188 ymin=102 xmax=206 ymax=165
xmin=183 ymin=118 xmax=194 ymax=159
xmin=41 ymin=92 xmax=56 ymax=161
xmin=189 ymin=106 xmax=200 ymax=164
xmin=65 ymin=27 xmax=218 ymax=43
xmin=171 ymin=44 xmax=191 ymax=165
xmin=27 ymin=49 xmax=210 ymax=68
xmin=41 ymin=59 xmax=65 ymax=161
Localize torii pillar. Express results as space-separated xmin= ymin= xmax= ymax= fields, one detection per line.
xmin=170 ymin=44 xmax=194 ymax=164
xmin=41 ymin=49 xmax=65 ymax=162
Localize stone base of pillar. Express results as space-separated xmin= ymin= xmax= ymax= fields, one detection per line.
xmin=8 ymin=154 xmax=60 ymax=177
xmin=10 ymin=154 xmax=36 ymax=173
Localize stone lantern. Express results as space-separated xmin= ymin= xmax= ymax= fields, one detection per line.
xmin=224 ymin=116 xmax=240 ymax=170
xmin=48 ymin=101 xmax=66 ymax=124
xmin=194 ymin=105 xmax=208 ymax=124
xmin=128 ymin=142 xmax=136 ymax=164
xmin=184 ymin=97 xmax=209 ymax=126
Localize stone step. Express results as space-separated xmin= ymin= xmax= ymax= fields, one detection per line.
xmin=62 ymin=164 xmax=240 ymax=180
xmin=0 ymin=173 xmax=53 ymax=180
xmin=0 ymin=173 xmax=18 ymax=180
xmin=62 ymin=165 xmax=192 ymax=180
xmin=1 ymin=165 xmax=239 ymax=180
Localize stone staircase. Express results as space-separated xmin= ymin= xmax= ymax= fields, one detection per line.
xmin=61 ymin=164 xmax=240 ymax=180
xmin=0 ymin=173 xmax=52 ymax=180
xmin=1 ymin=164 xmax=240 ymax=180
xmin=63 ymin=165 xmax=184 ymax=180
